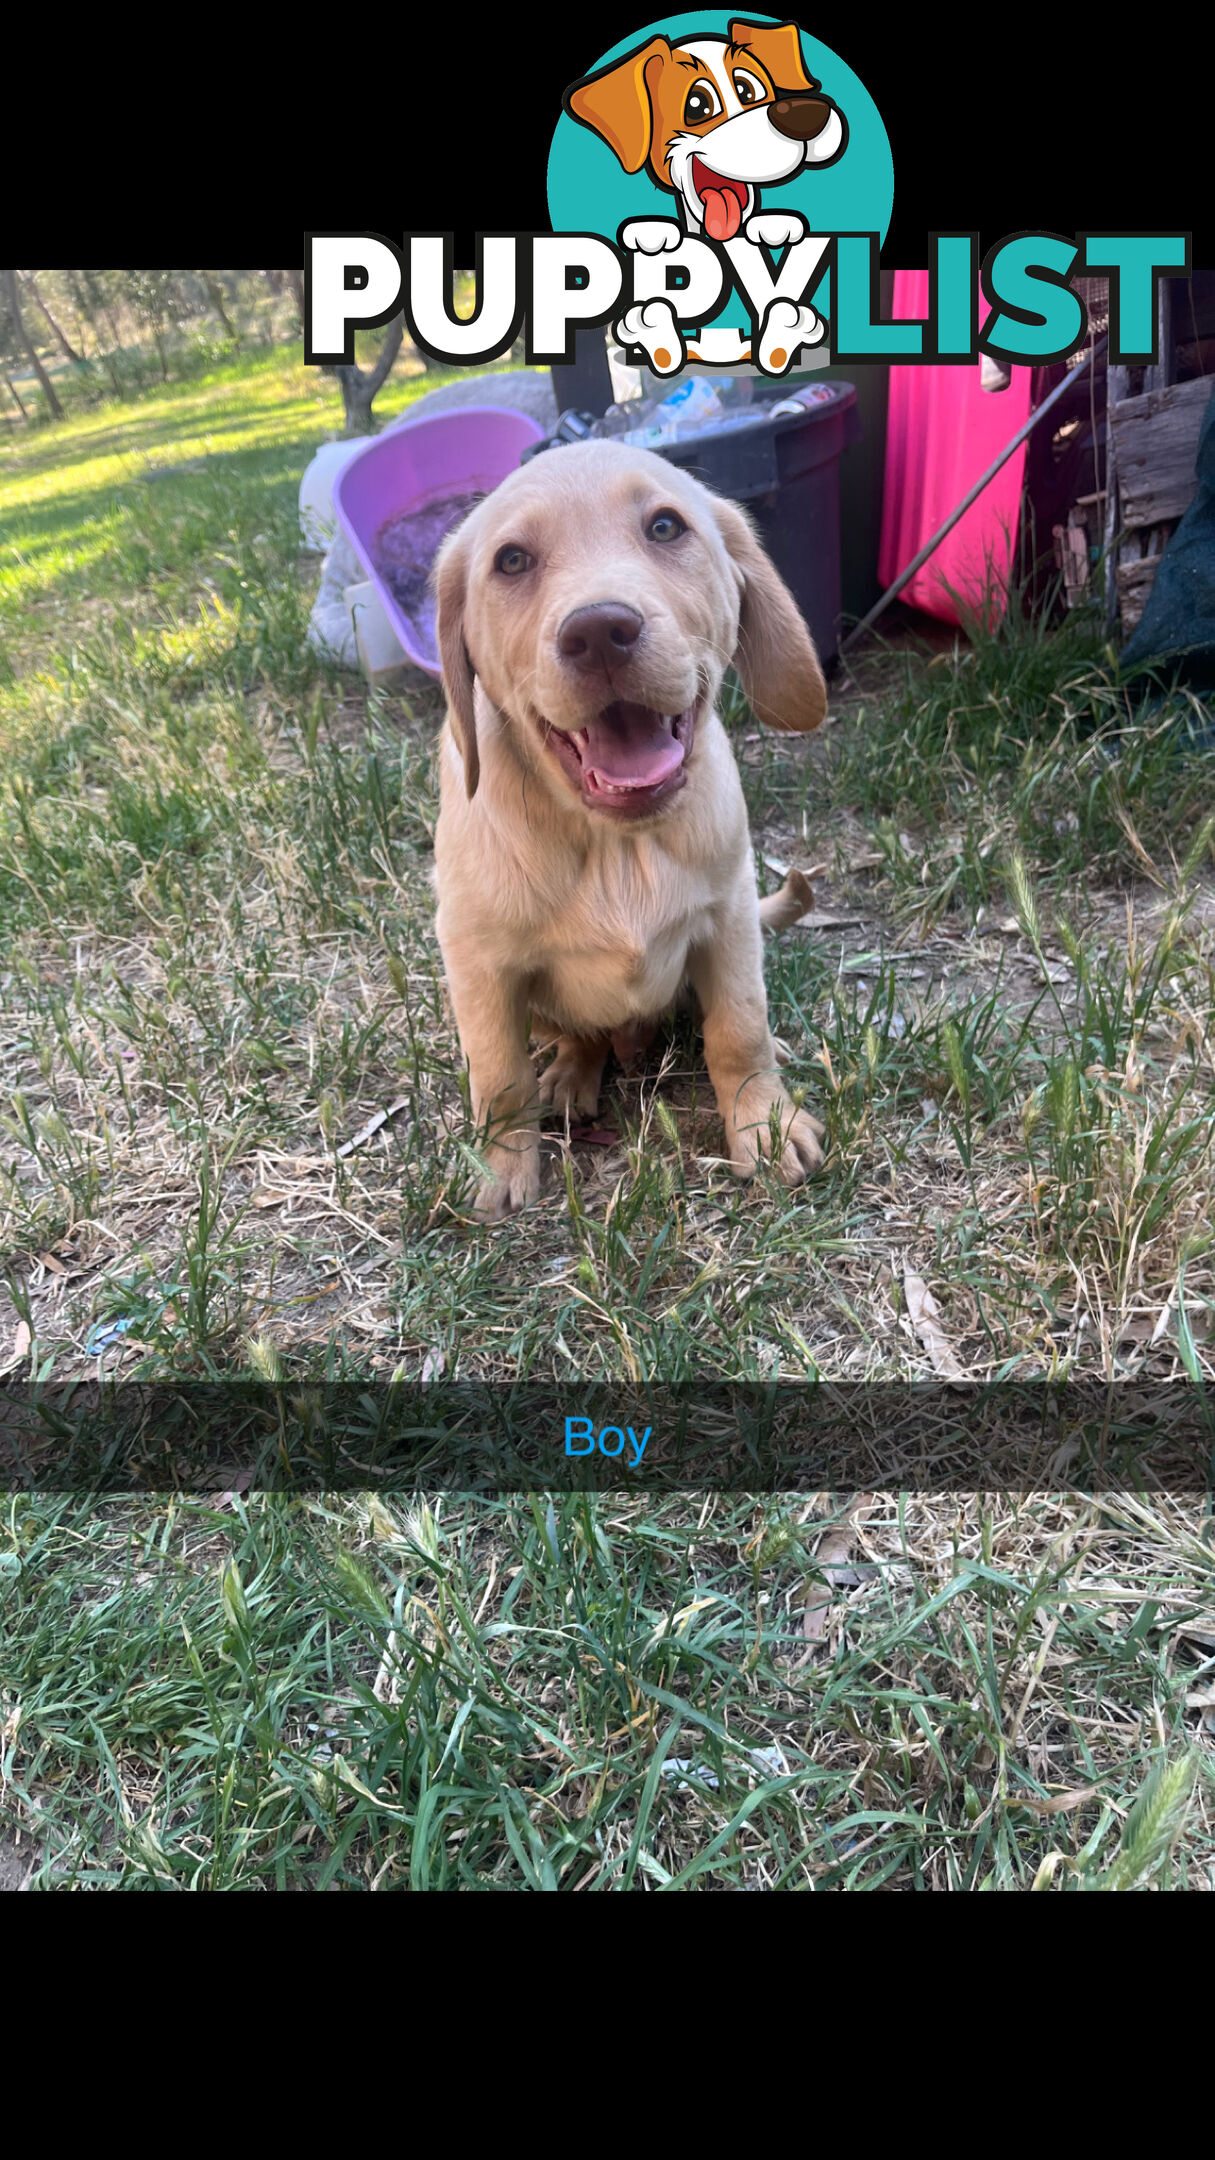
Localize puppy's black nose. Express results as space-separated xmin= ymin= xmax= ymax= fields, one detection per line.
xmin=558 ymin=603 xmax=643 ymax=672
xmin=770 ymin=94 xmax=833 ymax=142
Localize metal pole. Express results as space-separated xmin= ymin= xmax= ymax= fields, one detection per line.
xmin=839 ymin=335 xmax=1108 ymax=656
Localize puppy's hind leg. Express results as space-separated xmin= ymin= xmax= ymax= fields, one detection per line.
xmin=536 ymin=1031 xmax=609 ymax=1122
xmin=758 ymin=868 xmax=814 ymax=931
xmin=758 ymin=876 xmax=816 ymax=1065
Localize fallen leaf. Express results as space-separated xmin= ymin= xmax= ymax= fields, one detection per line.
xmin=251 ymin=1188 xmax=292 ymax=1210
xmin=1013 ymin=1785 xmax=1101 ymax=1815
xmin=903 ymin=1267 xmax=965 ymax=1378
xmin=12 ymin=1321 xmax=31 ymax=1362
xmin=763 ymin=855 xmax=829 ymax=881
xmin=210 ymin=1471 xmax=253 ymax=1511
xmin=421 ymin=1348 xmax=446 ymax=1383
xmin=802 ymin=1497 xmax=872 ymax=1647
xmin=337 ymin=1096 xmax=412 ymax=1159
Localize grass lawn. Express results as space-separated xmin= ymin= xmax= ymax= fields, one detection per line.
xmin=1 ymin=342 xmax=1214 ymax=1888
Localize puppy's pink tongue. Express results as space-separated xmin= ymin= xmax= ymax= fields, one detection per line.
xmin=583 ymin=704 xmax=685 ymax=790
xmin=702 ymin=187 xmax=742 ymax=242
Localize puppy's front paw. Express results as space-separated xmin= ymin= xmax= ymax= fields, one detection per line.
xmin=744 ymin=210 xmax=807 ymax=250
xmin=757 ymin=298 xmax=824 ymax=375
xmin=725 ymin=1080 xmax=827 ymax=1187
xmin=474 ymin=1135 xmax=541 ymax=1220
xmin=620 ymin=219 xmax=683 ymax=255
xmin=615 ymin=299 xmax=685 ymax=376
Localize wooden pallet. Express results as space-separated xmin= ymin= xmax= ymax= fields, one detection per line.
xmin=1103 ymin=285 xmax=1214 ymax=635
xmin=1053 ymin=489 xmax=1106 ymax=609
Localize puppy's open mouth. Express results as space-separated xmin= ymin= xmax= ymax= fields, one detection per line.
xmin=690 ymin=157 xmax=751 ymax=242
xmin=544 ymin=702 xmax=696 ymax=817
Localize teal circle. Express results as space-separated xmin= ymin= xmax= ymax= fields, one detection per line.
xmin=547 ymin=16 xmax=893 ymax=332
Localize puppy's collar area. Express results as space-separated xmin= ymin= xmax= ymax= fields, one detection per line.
xmin=541 ymin=702 xmax=696 ymax=817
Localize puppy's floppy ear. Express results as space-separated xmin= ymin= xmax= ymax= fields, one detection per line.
xmin=713 ymin=494 xmax=827 ymax=735
xmin=434 ymin=525 xmax=479 ymax=798
xmin=727 ymin=18 xmax=817 ymax=94
xmin=564 ymin=37 xmax=670 ymax=174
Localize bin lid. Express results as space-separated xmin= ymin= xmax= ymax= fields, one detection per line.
xmin=670 ymin=378 xmax=855 ymax=444
xmin=650 ymin=381 xmax=859 ymax=497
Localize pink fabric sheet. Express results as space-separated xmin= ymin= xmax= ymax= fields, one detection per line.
xmin=878 ymin=271 xmax=1032 ymax=628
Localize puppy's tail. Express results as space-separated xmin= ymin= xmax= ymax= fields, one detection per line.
xmin=759 ymin=868 xmax=814 ymax=932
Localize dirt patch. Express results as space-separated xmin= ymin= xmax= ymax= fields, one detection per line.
xmin=0 ymin=1835 xmax=35 ymax=1891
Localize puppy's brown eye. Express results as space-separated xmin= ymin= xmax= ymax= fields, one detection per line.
xmin=495 ymin=545 xmax=534 ymax=576
xmin=733 ymin=70 xmax=765 ymax=106
xmin=647 ymin=510 xmax=686 ymax=544
xmin=684 ymin=80 xmax=721 ymax=126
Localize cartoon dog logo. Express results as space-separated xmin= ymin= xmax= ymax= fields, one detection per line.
xmin=564 ymin=18 xmax=847 ymax=372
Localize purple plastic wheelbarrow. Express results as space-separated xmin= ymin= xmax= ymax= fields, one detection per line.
xmin=333 ymin=406 xmax=546 ymax=676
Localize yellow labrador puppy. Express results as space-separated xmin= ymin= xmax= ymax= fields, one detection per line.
xmin=433 ymin=438 xmax=827 ymax=1219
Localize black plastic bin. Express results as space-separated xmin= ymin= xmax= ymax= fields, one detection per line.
xmin=651 ymin=383 xmax=860 ymax=670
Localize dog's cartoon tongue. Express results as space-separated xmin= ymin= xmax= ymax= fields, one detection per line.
xmin=702 ymin=187 xmax=742 ymax=242
xmin=583 ymin=703 xmax=685 ymax=791
xmin=692 ymin=161 xmax=747 ymax=242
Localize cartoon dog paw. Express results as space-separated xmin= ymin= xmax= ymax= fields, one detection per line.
xmin=616 ymin=299 xmax=685 ymax=376
xmin=620 ymin=219 xmax=684 ymax=255
xmin=743 ymin=210 xmax=807 ymax=251
xmin=757 ymin=298 xmax=824 ymax=375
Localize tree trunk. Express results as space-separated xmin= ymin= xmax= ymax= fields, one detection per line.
xmin=85 ymin=271 xmax=124 ymax=356
xmin=2 ymin=269 xmax=63 ymax=419
xmin=201 ymin=270 xmax=239 ymax=345
xmin=334 ymin=311 xmax=405 ymax=435
xmin=2 ymin=369 xmax=29 ymax=421
xmin=63 ymin=273 xmax=94 ymax=356
xmin=20 ymin=272 xmax=83 ymax=363
xmin=152 ymin=324 xmax=168 ymax=381
xmin=335 ymin=366 xmax=376 ymax=435
xmin=70 ymin=272 xmax=126 ymax=395
xmin=286 ymin=268 xmax=305 ymax=329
